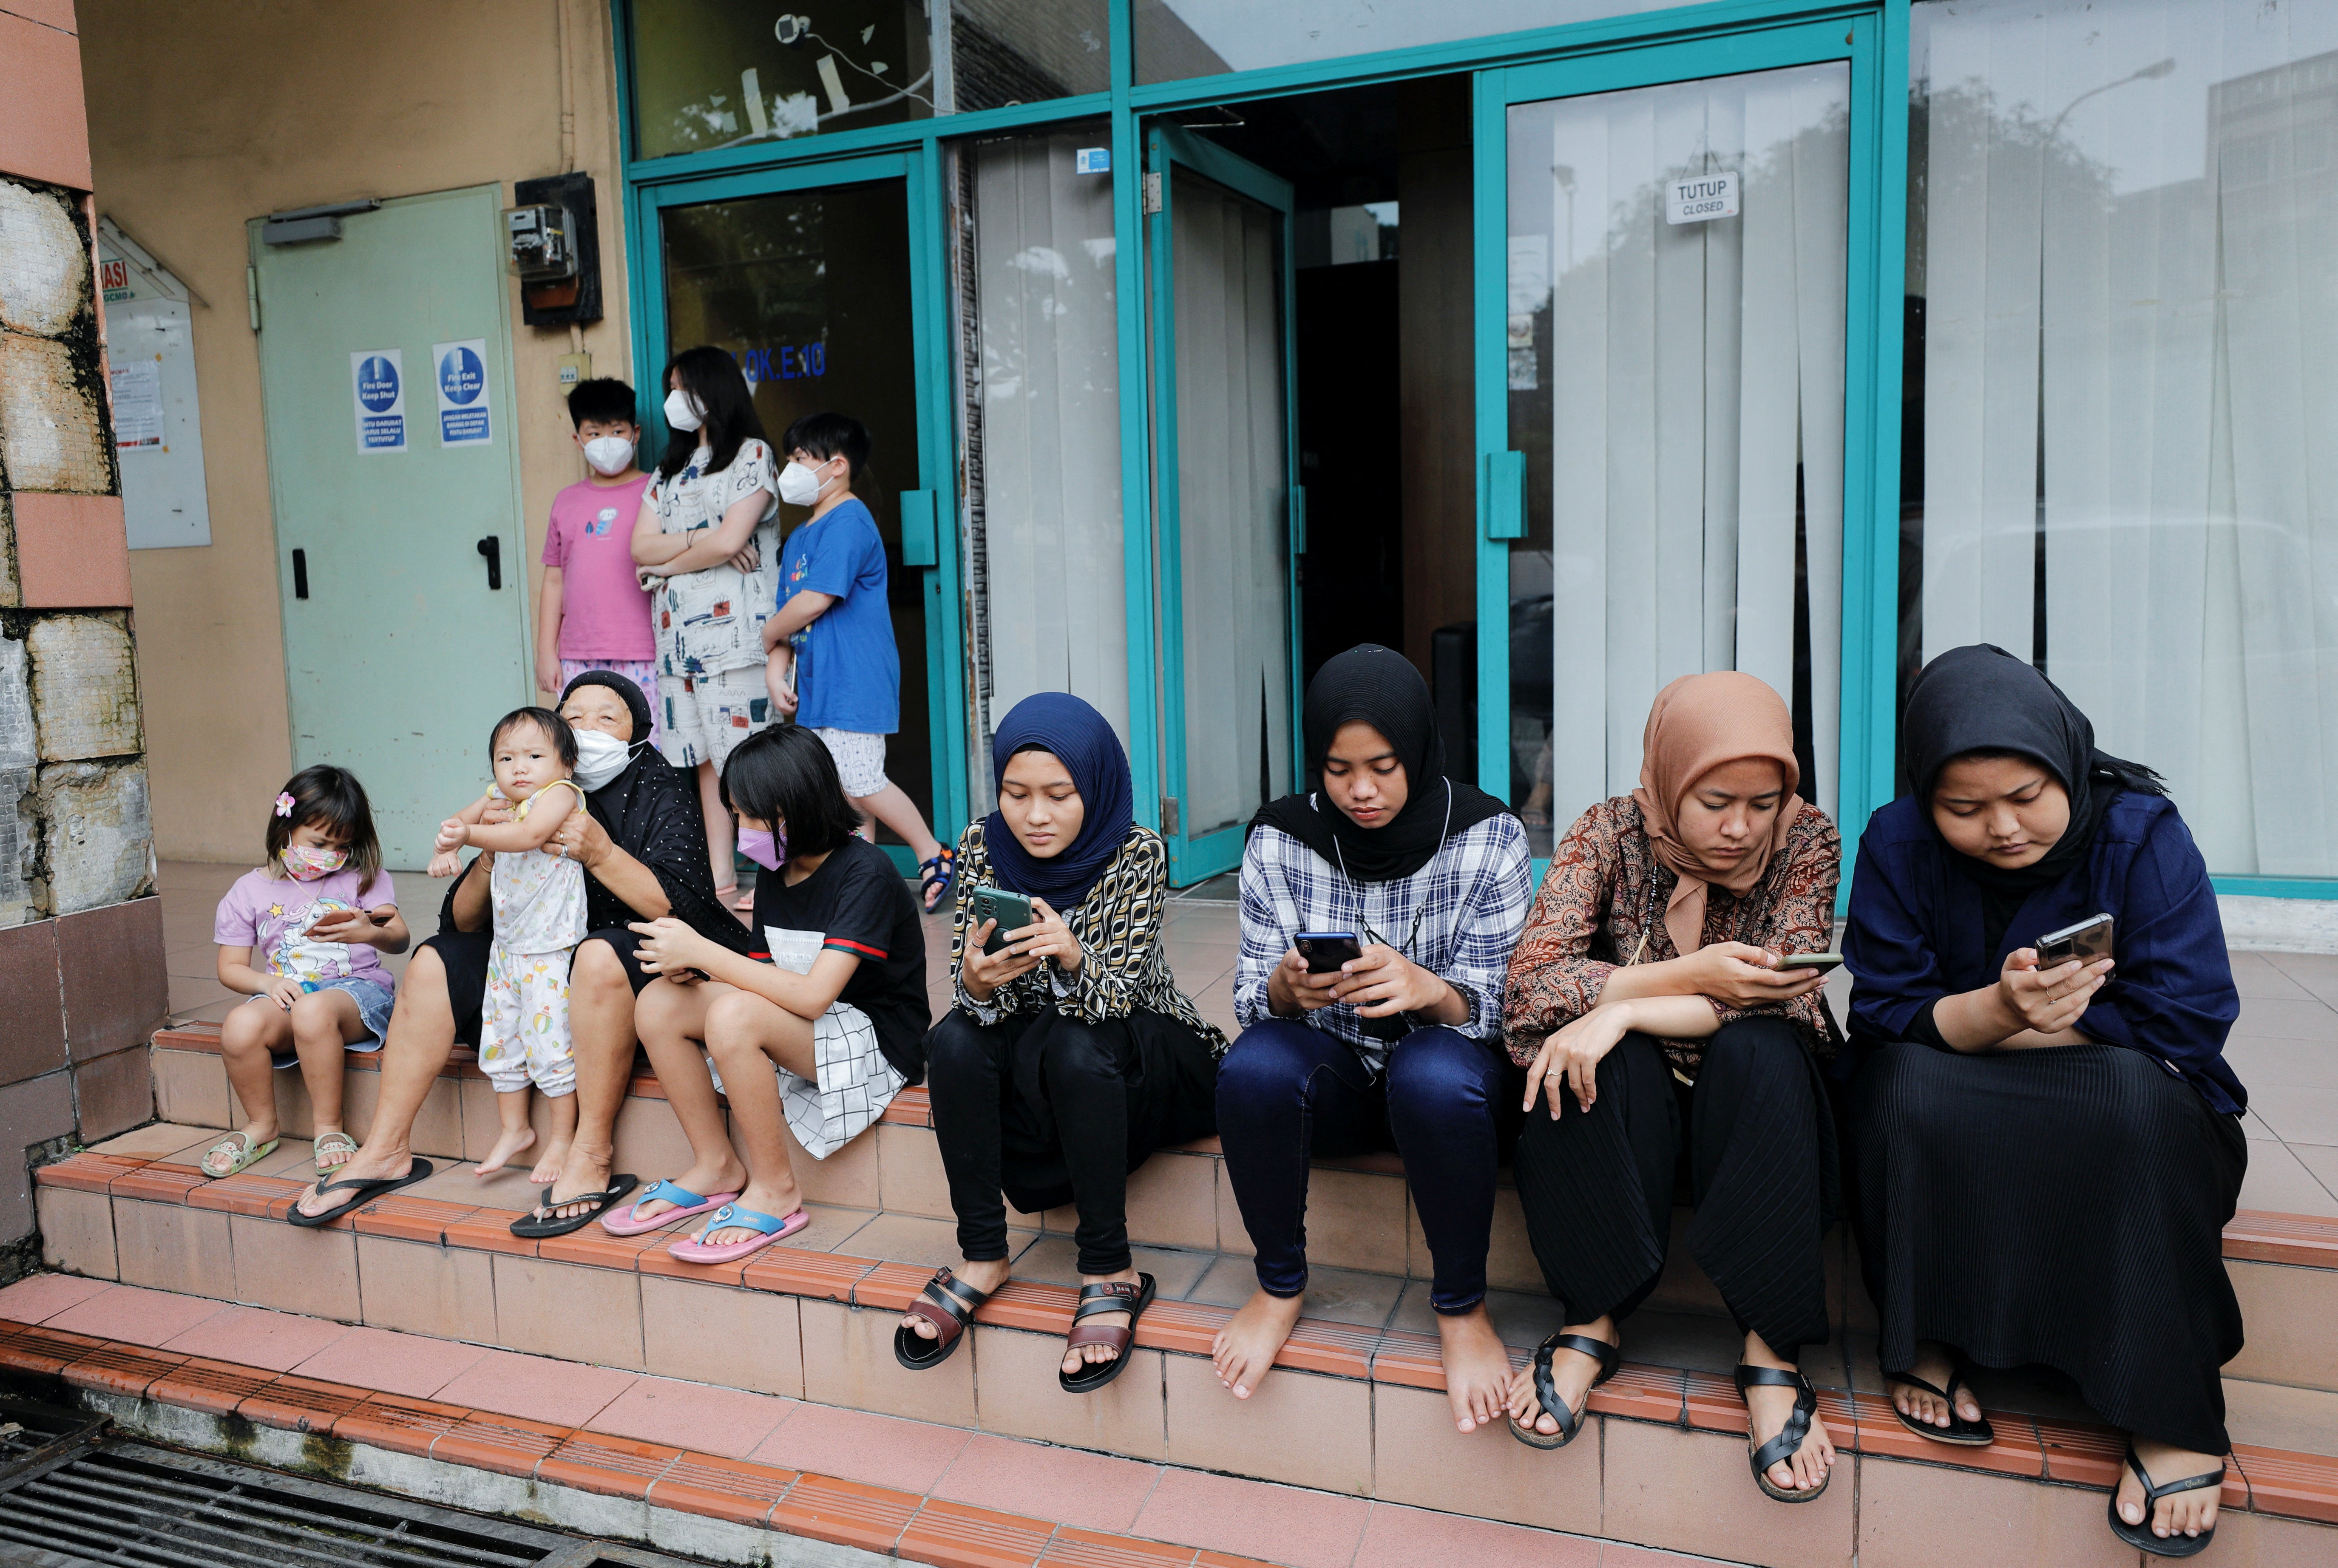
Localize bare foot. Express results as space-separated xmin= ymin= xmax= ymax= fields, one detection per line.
xmin=1743 ymin=1334 xmax=1834 ymax=1496
xmin=2118 ymin=1438 xmax=2224 ymax=1543
xmin=697 ymin=1176 xmax=805 ymax=1248
xmin=1888 ymin=1339 xmax=1983 ymax=1430
xmin=473 ymin=1125 xmax=536 ymax=1178
xmin=1503 ymin=1316 xmax=1616 ymax=1439
xmin=293 ymin=1142 xmax=410 ymax=1218
xmin=899 ymin=1257 xmax=1010 ymax=1344
xmin=528 ymin=1134 xmax=571 ymax=1187
xmin=1063 ymin=1267 xmax=1143 ymax=1376
xmin=1437 ymin=1304 xmax=1515 ymax=1434
xmin=1212 ymin=1288 xmax=1303 ymax=1400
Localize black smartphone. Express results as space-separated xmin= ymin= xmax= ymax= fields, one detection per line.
xmin=1296 ymin=932 xmax=1363 ymax=974
xmin=972 ymin=888 xmax=1034 ymax=954
xmin=2036 ymin=912 xmax=2114 ymax=967
xmin=1779 ymin=952 xmax=1844 ymax=974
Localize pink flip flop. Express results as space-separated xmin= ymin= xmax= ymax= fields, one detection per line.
xmin=667 ymin=1202 xmax=811 ymax=1264
xmin=599 ymin=1178 xmax=739 ymax=1237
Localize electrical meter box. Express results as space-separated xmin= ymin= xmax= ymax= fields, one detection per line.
xmin=504 ymin=203 xmax=576 ymax=281
xmin=506 ymin=172 xmax=603 ymax=327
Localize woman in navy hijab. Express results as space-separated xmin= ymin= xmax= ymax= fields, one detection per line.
xmin=895 ymin=693 xmax=1222 ymax=1393
xmin=1844 ymin=644 xmax=2244 ymax=1558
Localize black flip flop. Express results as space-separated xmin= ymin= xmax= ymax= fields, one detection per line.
xmin=1736 ymin=1364 xmax=1830 ymax=1503
xmin=285 ymin=1159 xmax=436 ymax=1229
xmin=1884 ymin=1366 xmax=1996 ymax=1446
xmin=894 ymin=1268 xmax=991 ymax=1371
xmin=2108 ymin=1446 xmax=2224 ymax=1558
xmin=1059 ymin=1274 xmax=1155 ymax=1395
xmin=1509 ymin=1331 xmax=1619 ymax=1449
xmin=509 ymin=1174 xmax=640 ymax=1239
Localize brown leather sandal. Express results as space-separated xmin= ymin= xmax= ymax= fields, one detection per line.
xmin=1059 ymin=1274 xmax=1155 ymax=1394
xmin=894 ymin=1268 xmax=991 ymax=1371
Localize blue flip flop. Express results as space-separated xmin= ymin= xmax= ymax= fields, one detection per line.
xmin=600 ymin=1177 xmax=740 ymax=1237
xmin=668 ymin=1202 xmax=810 ymax=1264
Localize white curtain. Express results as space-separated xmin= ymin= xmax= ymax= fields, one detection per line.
xmin=1533 ymin=63 xmax=1849 ymax=829
xmin=970 ymin=134 xmax=1129 ymax=761
xmin=1168 ymin=171 xmax=1292 ymax=839
xmin=1916 ymin=0 xmax=2338 ymax=875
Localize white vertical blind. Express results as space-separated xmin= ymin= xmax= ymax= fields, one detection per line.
xmin=971 ymin=135 xmax=1129 ymax=745
xmin=1915 ymin=0 xmax=2338 ymax=874
xmin=1528 ymin=63 xmax=1850 ymax=830
xmin=1169 ymin=171 xmax=1292 ymax=838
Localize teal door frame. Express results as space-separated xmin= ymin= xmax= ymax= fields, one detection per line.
xmin=1143 ymin=123 xmax=1305 ymax=885
xmin=1469 ymin=7 xmax=1907 ymax=871
xmin=625 ymin=147 xmax=969 ymax=853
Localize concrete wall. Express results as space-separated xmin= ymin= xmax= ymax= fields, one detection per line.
xmin=79 ymin=0 xmax=635 ymax=863
xmin=0 ymin=0 xmax=168 ymax=1250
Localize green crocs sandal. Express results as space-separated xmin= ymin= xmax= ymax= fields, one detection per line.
xmin=199 ymin=1133 xmax=278 ymax=1180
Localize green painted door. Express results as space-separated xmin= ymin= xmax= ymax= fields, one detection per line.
xmin=252 ymin=187 xmax=531 ymax=868
xmin=1146 ymin=124 xmax=1305 ymax=886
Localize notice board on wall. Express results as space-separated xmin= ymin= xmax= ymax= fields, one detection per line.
xmin=99 ymin=218 xmax=212 ymax=549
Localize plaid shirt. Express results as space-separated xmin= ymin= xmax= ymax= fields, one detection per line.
xmin=1235 ymin=809 xmax=1534 ymax=1075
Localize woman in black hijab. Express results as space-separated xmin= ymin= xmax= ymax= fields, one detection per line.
xmin=1843 ymin=644 xmax=2245 ymax=1557
xmin=290 ymin=672 xmax=753 ymax=1235
xmin=1212 ymin=646 xmax=1535 ymax=1438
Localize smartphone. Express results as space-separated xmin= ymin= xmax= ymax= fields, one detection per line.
xmin=2036 ymin=912 xmax=2114 ymax=967
xmin=1296 ymin=932 xmax=1364 ymax=974
xmin=972 ymin=888 xmax=1035 ymax=954
xmin=1779 ymin=952 xmax=1844 ymax=974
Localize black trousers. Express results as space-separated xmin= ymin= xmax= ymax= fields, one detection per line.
xmin=924 ymin=1004 xmax=1220 ymax=1276
xmin=1852 ymin=1041 xmax=2246 ymax=1455
xmin=1511 ymin=1015 xmax=1837 ymax=1358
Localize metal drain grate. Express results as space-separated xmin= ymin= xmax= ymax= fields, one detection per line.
xmin=0 ymin=1443 xmax=700 ymax=1568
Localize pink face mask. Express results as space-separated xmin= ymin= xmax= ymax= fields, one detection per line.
xmin=737 ymin=824 xmax=785 ymax=872
xmin=280 ymin=844 xmax=347 ymax=882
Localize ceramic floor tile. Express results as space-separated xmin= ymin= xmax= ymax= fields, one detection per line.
xmin=1010 ymin=1234 xmax=1214 ymax=1301
xmin=587 ymin=1374 xmax=794 ymax=1459
xmin=290 ymin=1325 xmax=491 ymax=1398
xmin=1129 ymin=1466 xmax=1370 ymax=1568
xmin=407 ymin=1160 xmax=543 ymax=1212
xmin=748 ymin=1402 xmax=970 ymax=1494
xmin=45 ymin=1284 xmax=230 ymax=1347
xmin=0 ymin=1273 xmax=115 ymax=1324
xmin=930 ymin=1432 xmax=1165 ymax=1537
xmin=431 ymin=1346 xmax=638 ymax=1428
xmin=1188 ymin=1256 xmax=1406 ymax=1330
xmin=162 ymin=1305 xmax=351 ymax=1371
xmin=1351 ymin=1502 xmax=1599 ymax=1568
xmin=831 ymin=1211 xmax=1000 ymax=1269
xmin=1385 ymin=1282 xmax=1566 ymax=1347
xmin=90 ymin=1124 xmax=224 ymax=1160
xmin=2237 ymin=1140 xmax=2338 ymax=1214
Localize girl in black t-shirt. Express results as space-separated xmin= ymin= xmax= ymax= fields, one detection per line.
xmin=618 ymin=726 xmax=925 ymax=1262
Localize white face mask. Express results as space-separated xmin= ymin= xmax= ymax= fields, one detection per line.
xmin=582 ymin=435 xmax=635 ymax=475
xmin=662 ymin=388 xmax=704 ymax=433
xmin=777 ymin=459 xmax=832 ymax=508
xmin=571 ymin=728 xmax=639 ymax=791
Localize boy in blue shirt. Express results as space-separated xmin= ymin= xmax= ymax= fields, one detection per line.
xmin=763 ymin=413 xmax=954 ymax=910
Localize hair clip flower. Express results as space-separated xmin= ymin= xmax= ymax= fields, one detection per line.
xmin=274 ymin=792 xmax=296 ymax=818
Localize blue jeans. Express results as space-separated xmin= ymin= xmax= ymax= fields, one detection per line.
xmin=1215 ymin=1016 xmax=1521 ymax=1314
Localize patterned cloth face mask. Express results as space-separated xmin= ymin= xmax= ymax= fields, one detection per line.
xmin=280 ymin=844 xmax=347 ymax=882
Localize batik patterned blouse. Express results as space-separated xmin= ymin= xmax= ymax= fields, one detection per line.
xmin=948 ymin=820 xmax=1227 ymax=1055
xmin=641 ymin=439 xmax=782 ymax=679
xmin=1501 ymin=795 xmax=1841 ymax=1078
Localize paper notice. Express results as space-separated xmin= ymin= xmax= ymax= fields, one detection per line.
xmin=111 ymin=356 xmax=165 ymax=449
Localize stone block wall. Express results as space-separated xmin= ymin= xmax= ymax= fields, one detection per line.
xmin=0 ymin=2 xmax=166 ymax=1266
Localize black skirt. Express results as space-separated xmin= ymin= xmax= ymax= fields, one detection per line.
xmin=1850 ymin=1041 xmax=2247 ymax=1454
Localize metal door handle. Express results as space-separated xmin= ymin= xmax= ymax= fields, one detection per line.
xmin=477 ymin=536 xmax=502 ymax=590
xmin=292 ymin=548 xmax=309 ymax=599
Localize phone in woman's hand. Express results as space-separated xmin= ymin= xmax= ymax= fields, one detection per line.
xmin=1296 ymin=932 xmax=1364 ymax=974
xmin=1778 ymin=951 xmax=1844 ymax=974
xmin=973 ymin=888 xmax=1034 ymax=953
xmin=2036 ymin=913 xmax=2114 ymax=968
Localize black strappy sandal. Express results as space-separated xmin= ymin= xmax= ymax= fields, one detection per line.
xmin=2108 ymin=1446 xmax=2225 ymax=1558
xmin=1736 ymin=1364 xmax=1830 ymax=1503
xmin=1508 ymin=1331 xmax=1620 ymax=1449
xmin=285 ymin=1159 xmax=435 ymax=1228
xmin=1884 ymin=1364 xmax=1996 ymax=1446
xmin=894 ymin=1268 xmax=991 ymax=1371
xmin=1059 ymin=1275 xmax=1155 ymax=1395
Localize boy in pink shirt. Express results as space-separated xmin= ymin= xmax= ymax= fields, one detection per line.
xmin=536 ymin=378 xmax=660 ymax=744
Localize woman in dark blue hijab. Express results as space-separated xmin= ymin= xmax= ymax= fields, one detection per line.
xmin=898 ymin=693 xmax=1222 ymax=1395
xmin=1844 ymin=644 xmax=2245 ymax=1557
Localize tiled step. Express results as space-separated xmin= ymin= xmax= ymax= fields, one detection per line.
xmin=30 ymin=1140 xmax=2338 ymax=1568
xmin=146 ymin=1024 xmax=2338 ymax=1392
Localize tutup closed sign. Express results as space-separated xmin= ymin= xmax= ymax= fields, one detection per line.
xmin=1666 ymin=170 xmax=1740 ymax=224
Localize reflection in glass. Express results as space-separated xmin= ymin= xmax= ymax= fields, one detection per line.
xmin=1133 ymin=0 xmax=1678 ymax=85
xmin=954 ymin=129 xmax=1126 ymax=817
xmin=1506 ymin=64 xmax=1850 ymax=854
xmin=662 ymin=184 xmax=934 ymax=831
xmin=629 ymin=1 xmax=1112 ymax=160
xmin=1907 ymin=0 xmax=2338 ymax=875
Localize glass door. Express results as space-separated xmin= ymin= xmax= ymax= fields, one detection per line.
xmin=1146 ymin=122 xmax=1304 ymax=885
xmin=640 ymin=153 xmax=962 ymax=858
xmin=1474 ymin=17 xmax=1898 ymax=858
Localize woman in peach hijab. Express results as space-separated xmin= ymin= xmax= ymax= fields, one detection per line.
xmin=1498 ymin=672 xmax=1843 ymax=1504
